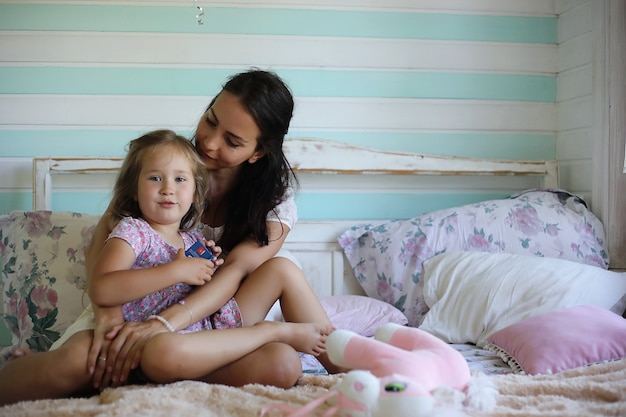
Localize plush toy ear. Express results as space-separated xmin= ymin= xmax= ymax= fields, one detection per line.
xmin=373 ymin=322 xmax=402 ymax=343
xmin=326 ymin=329 xmax=358 ymax=367
xmin=330 ymin=370 xmax=380 ymax=412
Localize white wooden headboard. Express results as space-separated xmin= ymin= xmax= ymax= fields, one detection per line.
xmin=32 ymin=138 xmax=559 ymax=297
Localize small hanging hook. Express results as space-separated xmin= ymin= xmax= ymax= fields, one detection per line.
xmin=193 ymin=0 xmax=204 ymax=25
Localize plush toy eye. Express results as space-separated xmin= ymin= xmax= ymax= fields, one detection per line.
xmin=384 ymin=382 xmax=407 ymax=392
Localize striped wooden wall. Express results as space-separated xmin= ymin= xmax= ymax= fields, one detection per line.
xmin=0 ymin=0 xmax=559 ymax=219
xmin=555 ymin=0 xmax=593 ymax=201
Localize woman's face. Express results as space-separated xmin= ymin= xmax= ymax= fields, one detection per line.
xmin=194 ymin=91 xmax=265 ymax=170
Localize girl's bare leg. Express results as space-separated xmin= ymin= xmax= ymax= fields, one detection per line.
xmin=199 ymin=342 xmax=302 ymax=387
xmin=233 ymin=257 xmax=346 ymax=374
xmin=141 ymin=257 xmax=343 ymax=386
xmin=0 ymin=331 xmax=95 ymax=406
xmin=140 ymin=319 xmax=331 ymax=384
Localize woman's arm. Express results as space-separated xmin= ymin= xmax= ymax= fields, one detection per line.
xmin=84 ymin=213 xmax=128 ymax=384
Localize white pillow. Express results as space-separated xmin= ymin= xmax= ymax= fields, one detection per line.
xmin=419 ymin=251 xmax=626 ymax=347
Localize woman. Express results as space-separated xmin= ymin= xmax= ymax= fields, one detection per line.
xmin=85 ymin=69 xmax=341 ymax=392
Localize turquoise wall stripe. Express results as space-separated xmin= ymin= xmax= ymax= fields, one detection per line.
xmin=0 ymin=130 xmax=555 ymax=160
xmin=296 ymin=192 xmax=509 ymax=220
xmin=48 ymin=192 xmax=112 ymax=214
xmin=0 ymin=190 xmax=508 ymax=219
xmin=0 ymin=191 xmax=32 ymax=213
xmin=0 ymin=4 xmax=557 ymax=43
xmin=0 ymin=67 xmax=556 ymax=102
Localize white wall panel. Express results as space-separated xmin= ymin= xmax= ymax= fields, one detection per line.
xmin=556 ymin=0 xmax=590 ymax=15
xmin=555 ymin=0 xmax=592 ymax=202
xmin=557 ymin=159 xmax=593 ymax=198
xmin=1 ymin=32 xmax=557 ymax=74
xmin=558 ymin=32 xmax=592 ymax=71
xmin=557 ymin=1 xmax=592 ymax=41
xmin=0 ymin=95 xmax=556 ymax=132
xmin=557 ymin=65 xmax=592 ymax=101
xmin=557 ymin=96 xmax=593 ymax=131
xmin=556 ymin=128 xmax=592 ymax=160
xmin=13 ymin=0 xmax=557 ymax=15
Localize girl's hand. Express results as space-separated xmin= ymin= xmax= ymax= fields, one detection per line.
xmin=172 ymin=249 xmax=221 ymax=285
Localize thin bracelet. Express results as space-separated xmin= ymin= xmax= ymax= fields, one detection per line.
xmin=147 ymin=315 xmax=175 ymax=332
xmin=178 ymin=300 xmax=194 ymax=327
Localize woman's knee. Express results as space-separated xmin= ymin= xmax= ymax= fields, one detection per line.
xmin=260 ymin=257 xmax=306 ymax=284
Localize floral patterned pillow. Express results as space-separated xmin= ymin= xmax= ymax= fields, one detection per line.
xmin=337 ymin=188 xmax=609 ymax=328
xmin=0 ymin=211 xmax=99 ymax=362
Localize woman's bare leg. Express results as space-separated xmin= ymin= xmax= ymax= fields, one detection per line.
xmin=0 ymin=331 xmax=95 ymax=406
xmin=233 ymin=257 xmax=346 ymax=374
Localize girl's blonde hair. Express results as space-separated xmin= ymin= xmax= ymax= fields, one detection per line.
xmin=109 ymin=129 xmax=208 ymax=231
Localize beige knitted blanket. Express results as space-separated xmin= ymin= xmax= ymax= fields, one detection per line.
xmin=3 ymin=358 xmax=626 ymax=417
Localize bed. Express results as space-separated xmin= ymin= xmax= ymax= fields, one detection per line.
xmin=2 ymin=138 xmax=626 ymax=416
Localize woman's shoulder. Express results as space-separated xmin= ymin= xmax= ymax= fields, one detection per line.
xmin=268 ymin=186 xmax=297 ymax=228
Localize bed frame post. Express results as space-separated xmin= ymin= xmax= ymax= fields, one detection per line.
xmin=544 ymin=161 xmax=559 ymax=189
xmin=33 ymin=158 xmax=52 ymax=211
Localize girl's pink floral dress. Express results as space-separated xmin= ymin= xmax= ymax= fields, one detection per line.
xmin=113 ymin=217 xmax=242 ymax=331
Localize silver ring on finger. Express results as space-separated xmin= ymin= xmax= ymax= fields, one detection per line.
xmin=98 ymin=356 xmax=107 ymax=361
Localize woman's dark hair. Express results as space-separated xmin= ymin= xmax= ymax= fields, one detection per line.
xmin=110 ymin=129 xmax=209 ymax=231
xmin=200 ymin=69 xmax=298 ymax=251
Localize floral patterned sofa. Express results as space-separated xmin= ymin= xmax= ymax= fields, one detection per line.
xmin=0 ymin=211 xmax=100 ymax=363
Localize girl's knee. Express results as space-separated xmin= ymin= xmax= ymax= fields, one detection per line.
xmin=258 ymin=344 xmax=302 ymax=388
xmin=141 ymin=333 xmax=184 ymax=383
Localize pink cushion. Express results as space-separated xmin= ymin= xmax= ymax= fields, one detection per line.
xmin=485 ymin=305 xmax=626 ymax=375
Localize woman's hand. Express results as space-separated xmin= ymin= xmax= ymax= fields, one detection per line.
xmin=204 ymin=239 xmax=223 ymax=261
xmin=99 ymin=319 xmax=169 ymax=387
xmin=88 ymin=304 xmax=124 ymax=390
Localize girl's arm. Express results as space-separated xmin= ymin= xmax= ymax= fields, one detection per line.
xmin=88 ymin=238 xmax=218 ymax=306
xmin=155 ymin=221 xmax=290 ymax=330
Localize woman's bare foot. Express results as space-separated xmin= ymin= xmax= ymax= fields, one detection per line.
xmin=257 ymin=321 xmax=334 ymax=356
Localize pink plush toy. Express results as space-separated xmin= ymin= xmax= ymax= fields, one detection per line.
xmin=262 ymin=323 xmax=496 ymax=417
xmin=325 ymin=323 xmax=496 ymax=416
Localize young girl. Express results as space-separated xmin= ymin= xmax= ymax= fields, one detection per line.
xmin=0 ymin=129 xmax=332 ymax=405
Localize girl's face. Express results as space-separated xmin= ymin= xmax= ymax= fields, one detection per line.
xmin=194 ymin=91 xmax=265 ymax=171
xmin=136 ymin=147 xmax=196 ymax=228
